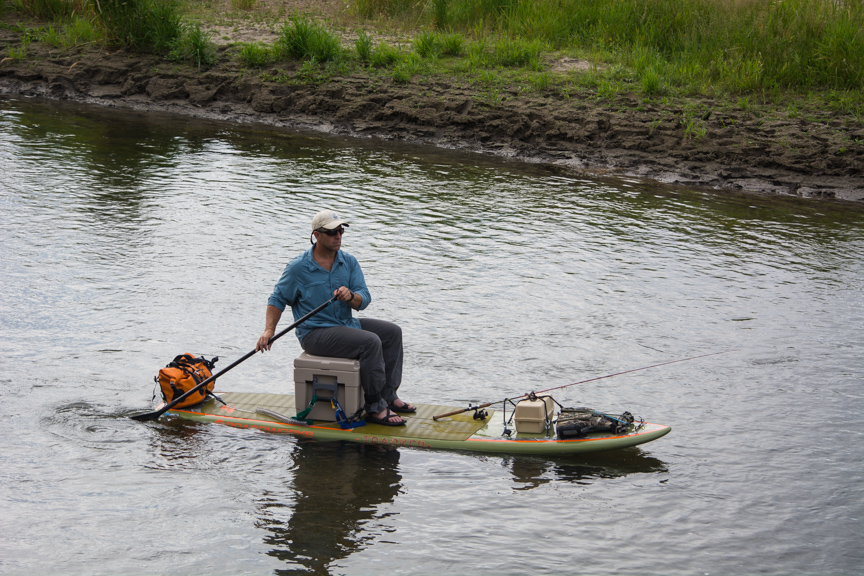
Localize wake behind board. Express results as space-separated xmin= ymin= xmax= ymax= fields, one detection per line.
xmin=166 ymin=393 xmax=671 ymax=455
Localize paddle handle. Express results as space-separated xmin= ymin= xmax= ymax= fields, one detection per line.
xmin=433 ymin=401 xmax=494 ymax=421
xmin=131 ymin=297 xmax=336 ymax=422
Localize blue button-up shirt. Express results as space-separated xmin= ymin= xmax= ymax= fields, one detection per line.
xmin=267 ymin=247 xmax=371 ymax=342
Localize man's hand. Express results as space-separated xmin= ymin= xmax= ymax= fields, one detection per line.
xmin=256 ymin=328 xmax=275 ymax=352
xmin=256 ymin=306 xmax=283 ymax=352
xmin=334 ymin=286 xmax=354 ymax=304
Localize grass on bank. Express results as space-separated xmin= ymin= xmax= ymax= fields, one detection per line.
xmin=350 ymin=0 xmax=864 ymax=93
xmin=4 ymin=0 xmax=216 ymax=67
xmin=3 ymin=0 xmax=864 ymax=115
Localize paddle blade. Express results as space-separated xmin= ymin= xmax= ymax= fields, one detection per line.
xmin=130 ymin=410 xmax=164 ymax=422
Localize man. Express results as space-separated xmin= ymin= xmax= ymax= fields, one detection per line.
xmin=256 ymin=209 xmax=414 ymax=426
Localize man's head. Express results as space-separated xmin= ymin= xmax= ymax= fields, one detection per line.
xmin=310 ymin=209 xmax=349 ymax=249
xmin=311 ymin=209 xmax=349 ymax=232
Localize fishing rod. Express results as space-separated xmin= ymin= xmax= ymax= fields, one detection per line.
xmin=432 ymin=350 xmax=729 ymax=420
xmin=131 ymin=297 xmax=337 ymax=422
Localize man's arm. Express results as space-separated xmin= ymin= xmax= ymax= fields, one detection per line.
xmin=344 ymin=255 xmax=370 ymax=310
xmin=256 ymin=305 xmax=283 ymax=352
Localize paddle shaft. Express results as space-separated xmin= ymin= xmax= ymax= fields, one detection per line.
xmin=432 ymin=350 xmax=728 ymax=420
xmin=131 ymin=297 xmax=336 ymax=422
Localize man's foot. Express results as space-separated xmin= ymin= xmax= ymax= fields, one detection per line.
xmin=388 ymin=399 xmax=416 ymax=413
xmin=366 ymin=408 xmax=406 ymax=426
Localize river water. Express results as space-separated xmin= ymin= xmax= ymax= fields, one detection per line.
xmin=1 ymin=96 xmax=862 ymax=576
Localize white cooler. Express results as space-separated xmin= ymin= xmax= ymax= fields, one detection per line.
xmin=293 ymin=352 xmax=363 ymax=421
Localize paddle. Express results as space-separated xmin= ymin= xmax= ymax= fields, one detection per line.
xmin=131 ymin=297 xmax=336 ymax=422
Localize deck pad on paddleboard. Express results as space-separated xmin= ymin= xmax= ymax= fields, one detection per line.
xmin=167 ymin=392 xmax=671 ymax=454
xmin=199 ymin=392 xmax=493 ymax=442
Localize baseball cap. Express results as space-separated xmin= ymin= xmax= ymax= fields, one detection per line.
xmin=311 ymin=209 xmax=350 ymax=231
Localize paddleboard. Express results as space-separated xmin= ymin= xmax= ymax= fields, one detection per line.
xmin=165 ymin=392 xmax=671 ymax=455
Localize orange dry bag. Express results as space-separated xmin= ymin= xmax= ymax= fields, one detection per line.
xmin=156 ymin=353 xmax=219 ymax=408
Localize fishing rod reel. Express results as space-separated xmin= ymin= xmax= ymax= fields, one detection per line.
xmin=467 ymin=403 xmax=489 ymax=420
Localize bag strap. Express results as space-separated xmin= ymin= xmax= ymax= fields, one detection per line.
xmin=168 ymin=354 xmax=219 ymax=372
xmin=293 ymin=394 xmax=366 ymax=429
xmin=294 ymin=394 xmax=318 ymax=423
xmin=332 ymin=399 xmax=365 ymax=430
xmin=168 ymin=354 xmax=195 ymax=368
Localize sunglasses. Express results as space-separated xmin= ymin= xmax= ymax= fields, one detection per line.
xmin=318 ymin=227 xmax=345 ymax=236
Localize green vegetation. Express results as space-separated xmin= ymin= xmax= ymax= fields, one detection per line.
xmin=238 ymin=41 xmax=273 ymax=67
xmin=168 ymin=22 xmax=215 ymax=68
xmin=8 ymin=0 xmax=213 ymax=61
xmin=96 ymin=0 xmax=182 ymax=52
xmin=352 ymin=0 xmax=864 ymax=93
xmin=276 ymin=17 xmax=343 ymax=62
xmin=413 ymin=30 xmax=465 ymax=58
xmin=368 ymin=41 xmax=402 ymax=68
xmin=354 ymin=29 xmax=373 ymax=62
xmin=2 ymin=0 xmax=862 ymax=113
xmin=230 ymin=0 xmax=255 ymax=10
xmin=15 ymin=0 xmax=77 ymax=20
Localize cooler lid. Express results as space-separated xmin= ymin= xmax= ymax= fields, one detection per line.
xmin=294 ymin=351 xmax=360 ymax=372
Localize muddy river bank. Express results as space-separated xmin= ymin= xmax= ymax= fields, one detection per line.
xmin=2 ymin=17 xmax=864 ymax=203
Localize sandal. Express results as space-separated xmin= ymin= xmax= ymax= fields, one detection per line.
xmin=388 ymin=400 xmax=416 ymax=414
xmin=366 ymin=409 xmax=406 ymax=426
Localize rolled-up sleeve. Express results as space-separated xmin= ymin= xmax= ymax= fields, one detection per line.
xmin=346 ymin=255 xmax=371 ymax=310
xmin=267 ymin=257 xmax=301 ymax=311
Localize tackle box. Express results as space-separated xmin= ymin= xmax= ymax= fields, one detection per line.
xmin=514 ymin=396 xmax=555 ymax=434
xmin=294 ymin=352 xmax=363 ymax=421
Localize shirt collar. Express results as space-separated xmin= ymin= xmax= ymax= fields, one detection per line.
xmin=303 ymin=246 xmax=344 ymax=270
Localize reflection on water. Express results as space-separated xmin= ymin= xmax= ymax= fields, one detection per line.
xmin=506 ymin=449 xmax=669 ymax=491
xmin=147 ymin=420 xmax=215 ymax=468
xmin=259 ymin=441 xmax=402 ymax=575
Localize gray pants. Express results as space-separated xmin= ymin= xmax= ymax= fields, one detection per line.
xmin=300 ymin=318 xmax=403 ymax=415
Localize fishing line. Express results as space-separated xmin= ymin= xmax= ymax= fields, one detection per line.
xmin=433 ymin=350 xmax=731 ymax=420
xmin=531 ymin=350 xmax=731 ymax=396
